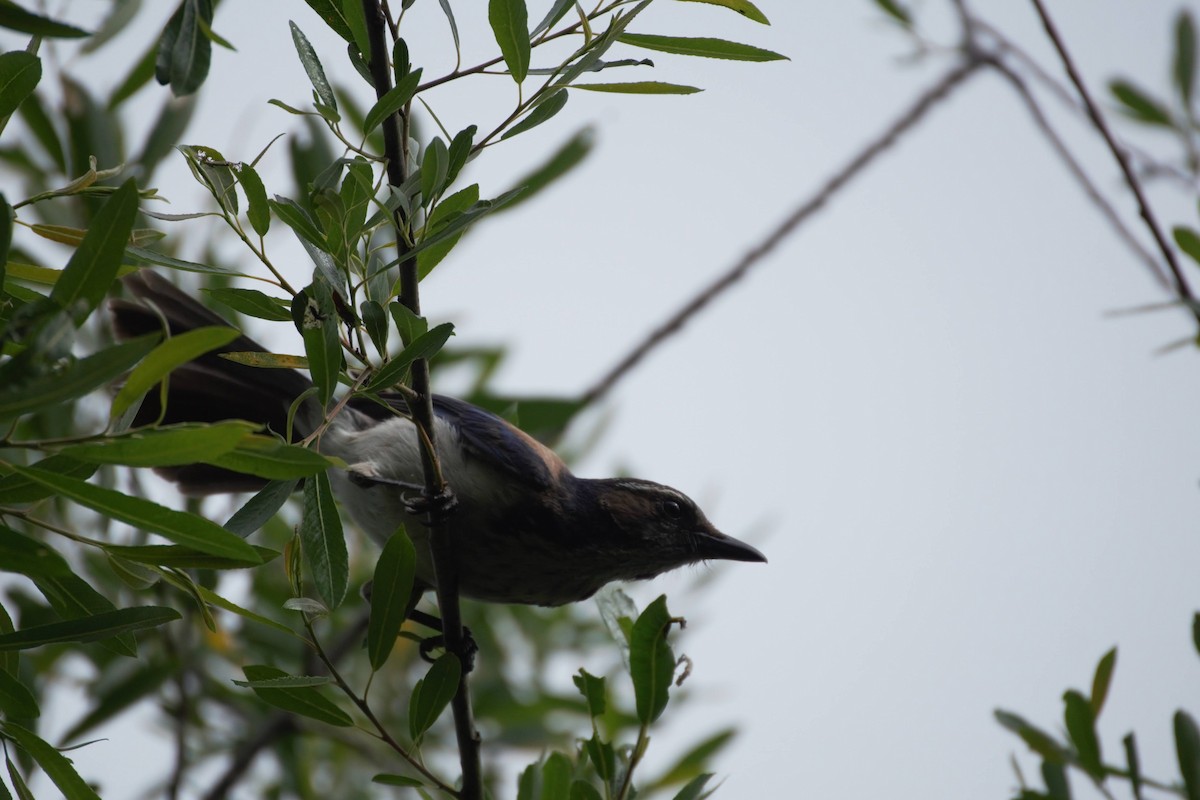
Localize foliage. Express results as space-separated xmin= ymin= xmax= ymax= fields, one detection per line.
xmin=0 ymin=1 xmax=777 ymax=797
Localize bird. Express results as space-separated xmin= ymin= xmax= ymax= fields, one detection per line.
xmin=109 ymin=271 xmax=767 ymax=607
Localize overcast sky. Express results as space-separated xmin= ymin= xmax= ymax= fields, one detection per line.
xmin=9 ymin=1 xmax=1200 ymax=798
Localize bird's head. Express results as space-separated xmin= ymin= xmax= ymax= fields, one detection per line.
xmin=588 ymin=478 xmax=767 ymax=579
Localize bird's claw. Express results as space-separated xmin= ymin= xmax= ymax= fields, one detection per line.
xmin=403 ymin=485 xmax=459 ymax=520
xmin=418 ymin=626 xmax=477 ymax=673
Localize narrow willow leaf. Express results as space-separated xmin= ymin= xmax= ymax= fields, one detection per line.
xmin=208 ymin=436 xmax=333 ymax=480
xmin=0 ymin=455 xmax=95 ymax=504
xmin=289 ymin=21 xmax=336 ymax=110
xmin=234 ymin=162 xmax=270 ymax=236
xmin=445 ymin=124 xmax=475 ymax=186
xmin=1175 ymin=227 xmax=1200 ymax=266
xmin=234 ymin=675 xmax=332 ymax=689
xmin=573 ymin=669 xmax=607 ymax=717
xmin=0 ymin=51 xmax=41 ymax=119
xmin=501 ymin=89 xmax=568 ymax=140
xmin=0 ymin=334 xmax=159 ymax=422
xmin=1109 ymin=80 xmax=1173 ymax=126
xmin=574 ymin=81 xmax=701 ymax=94
xmin=1125 ymin=732 xmax=1144 ymax=800
xmin=542 ymin=752 xmax=572 ymax=799
xmin=420 ymin=136 xmax=449 ymax=204
xmin=618 ymin=33 xmax=787 ymax=61
xmin=1063 ymin=690 xmax=1103 ymax=778
xmin=10 ymin=466 xmax=262 ymax=562
xmin=219 ymin=351 xmax=308 ymax=369
xmin=0 ymin=6 xmax=89 ymax=37
xmin=571 ymin=782 xmax=603 ymax=800
xmin=110 ymin=326 xmax=241 ymax=420
xmin=361 ymin=300 xmax=388 ymax=354
xmin=677 ymin=0 xmax=768 ymax=24
xmin=0 ymin=669 xmax=39 ymax=718
xmin=104 ymin=544 xmax=278 ymax=569
xmin=872 ymin=0 xmax=912 ymax=26
xmin=204 ymin=287 xmax=292 ymax=321
xmin=0 ymin=192 xmax=9 ymax=290
xmin=1179 ymin=712 xmax=1200 ymax=800
xmin=373 ymin=774 xmax=424 ymax=787
xmin=241 ymin=664 xmax=353 ymax=726
xmin=158 ymin=0 xmax=213 ymax=97
xmin=50 ymin=179 xmax=139 ymax=324
xmin=298 ymin=280 xmax=340 ymax=409
xmin=0 ymin=724 xmax=99 ymax=800
xmin=300 ymin=472 xmax=347 ymax=609
xmin=994 ymin=709 xmax=1069 ymax=764
xmin=125 ymin=244 xmax=235 ymax=275
xmin=368 ymin=529 xmax=417 ymax=670
xmin=417 ymin=184 xmax=480 ymax=276
xmin=630 ymin=594 xmax=676 ymax=724
xmin=584 ymin=735 xmax=615 ymax=781
xmin=489 ymin=0 xmax=530 ymax=83
xmin=362 ymin=67 xmax=422 ymax=134
xmin=271 ymin=195 xmax=327 ymax=249
xmin=0 ymin=606 xmax=180 ymax=651
xmin=58 ymin=422 xmax=256 ymax=467
xmin=409 ymin=653 xmax=462 ymax=740
xmin=436 ymin=0 xmax=460 ymax=56
xmin=388 ymin=302 xmax=428 ymax=346
xmin=366 ymin=323 xmax=455 ymax=391
xmin=224 ymin=478 xmax=298 ymax=538
xmin=1175 ymin=11 xmax=1197 ymax=107
xmin=302 ymin=0 xmax=355 ymax=43
xmin=671 ymin=774 xmax=715 ymax=800
xmin=179 ymin=143 xmax=237 ymax=213
xmin=650 ymin=729 xmax=734 ymax=789
xmin=1090 ymin=647 xmax=1117 ymax=717
xmin=532 ymin=0 xmax=575 ymax=37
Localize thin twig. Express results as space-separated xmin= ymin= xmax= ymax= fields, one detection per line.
xmin=360 ymin=2 xmax=482 ymax=798
xmin=988 ymin=58 xmax=1171 ymax=290
xmin=1028 ymin=0 xmax=1198 ymax=320
xmin=580 ymin=57 xmax=985 ymax=407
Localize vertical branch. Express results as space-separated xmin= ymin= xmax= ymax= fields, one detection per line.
xmin=359 ymin=3 xmax=482 ymax=799
xmin=1028 ymin=0 xmax=1200 ymax=322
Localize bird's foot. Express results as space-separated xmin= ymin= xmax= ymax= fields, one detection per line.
xmin=418 ymin=626 xmax=477 ymax=673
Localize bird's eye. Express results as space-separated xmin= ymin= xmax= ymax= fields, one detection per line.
xmin=659 ymin=499 xmax=685 ymax=519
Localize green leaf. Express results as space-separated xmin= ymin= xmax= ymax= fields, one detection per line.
xmin=300 ymin=471 xmax=347 ymax=609
xmin=497 ymin=128 xmax=592 ymax=213
xmin=179 ymin=143 xmax=238 ymax=213
xmin=298 ymin=280 xmax=341 ymax=409
xmin=289 ymin=21 xmax=336 ymax=111
xmin=235 ymin=162 xmax=271 ymax=236
xmin=372 ymin=774 xmax=424 ymax=787
xmin=650 ymin=729 xmax=735 ymax=789
xmin=361 ymin=299 xmax=388 ymax=354
xmin=489 ymin=0 xmax=530 ymax=83
xmin=270 ymin=195 xmax=327 ymax=248
xmin=1062 ymin=690 xmax=1102 ymax=778
xmin=234 ymin=674 xmax=332 ymax=689
xmin=501 ymin=88 xmax=568 ymax=140
xmin=366 ymin=322 xmax=455 ymax=391
xmin=223 ymin=478 xmax=299 ymax=537
xmin=125 ymin=244 xmax=234 ymax=275
xmin=871 ymin=0 xmax=912 ymax=26
xmin=420 ymin=136 xmax=449 ymax=204
xmin=362 ymin=67 xmax=422 ymax=134
xmin=584 ymin=734 xmax=615 ymax=781
xmin=388 ymin=302 xmax=428 ymax=346
xmin=368 ymin=529 xmax=417 ymax=670
xmin=630 ymin=594 xmax=676 ymax=724
xmin=0 ymin=606 xmax=180 ymax=651
xmin=204 ymin=286 xmax=292 ymax=321
xmin=573 ymin=669 xmax=607 ymax=717
xmin=104 ymin=543 xmax=277 ymax=569
xmin=574 ymin=81 xmax=701 ymax=94
xmin=0 ymin=669 xmax=37 ymax=718
xmin=618 ymin=33 xmax=787 ymax=61
xmin=302 ymin=0 xmax=355 ymax=43
xmin=0 ymin=334 xmax=159 ymax=422
xmin=1089 ymin=647 xmax=1117 ymax=717
xmin=156 ymin=0 xmax=213 ymax=97
xmin=1179 ymin=712 xmax=1200 ymax=800
xmin=542 ymin=752 xmax=572 ymax=800
xmin=1175 ymin=227 xmax=1200 ymax=266
xmin=110 ymin=325 xmax=241 ymax=421
xmin=0 ymin=6 xmax=88 ymax=38
xmin=0 ymin=455 xmax=95 ymax=504
xmin=59 ymin=661 xmax=176 ymax=744
xmin=671 ymin=774 xmax=716 ymax=800
xmin=241 ymin=664 xmax=353 ymax=726
xmin=1175 ymin=11 xmax=1197 ymax=108
xmin=209 ymin=436 xmax=333 ymax=479
xmin=445 ymin=124 xmax=476 ymax=186
xmin=0 ymin=724 xmax=99 ymax=800
xmin=1124 ymin=732 xmax=1144 ymax=800
xmin=0 ymin=51 xmax=40 ymax=119
xmin=58 ymin=422 xmax=256 ymax=467
xmin=50 ymin=179 xmax=139 ymax=324
xmin=994 ymin=709 xmax=1069 ymax=764
xmin=677 ymin=0 xmax=768 ymax=23
xmin=1109 ymin=80 xmax=1173 ymax=126
xmin=418 ymin=184 xmax=480 ymax=276
xmin=571 ymin=781 xmax=604 ymax=800
xmin=9 ymin=466 xmax=262 ymax=562
xmin=409 ymin=653 xmax=461 ymax=740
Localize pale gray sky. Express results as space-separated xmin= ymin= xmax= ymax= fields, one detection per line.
xmin=9 ymin=1 xmax=1200 ymax=798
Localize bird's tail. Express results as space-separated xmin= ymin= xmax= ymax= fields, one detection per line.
xmin=109 ymin=271 xmax=316 ymax=494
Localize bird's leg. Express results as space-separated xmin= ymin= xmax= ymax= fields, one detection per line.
xmin=347 ymin=465 xmax=459 ymax=519
xmin=408 ymin=607 xmax=477 ymax=672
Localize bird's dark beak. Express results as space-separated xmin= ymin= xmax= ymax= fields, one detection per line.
xmin=695 ymin=526 xmax=767 ymax=563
